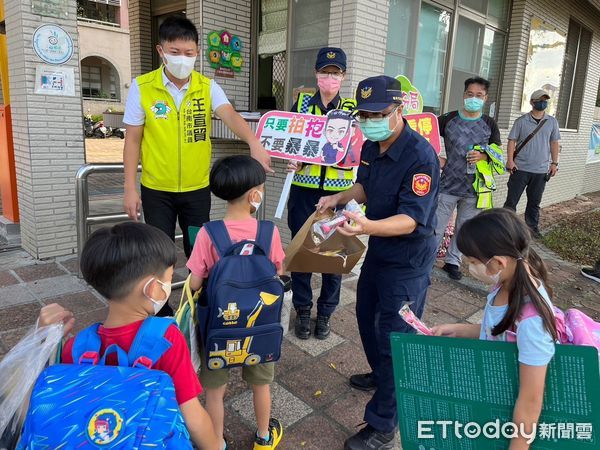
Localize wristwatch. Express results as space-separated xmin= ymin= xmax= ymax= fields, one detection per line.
xmin=550 ymin=162 xmax=559 ymax=167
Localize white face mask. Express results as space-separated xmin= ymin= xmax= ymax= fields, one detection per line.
xmin=250 ymin=190 xmax=263 ymax=213
xmin=143 ymin=278 xmax=172 ymax=315
xmin=468 ymin=259 xmax=502 ymax=287
xmin=162 ymin=52 xmax=196 ymax=79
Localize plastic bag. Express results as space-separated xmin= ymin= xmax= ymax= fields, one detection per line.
xmin=175 ymin=275 xmax=201 ymax=371
xmin=312 ymin=199 xmax=365 ymax=245
xmin=0 ymin=323 xmax=63 ymax=445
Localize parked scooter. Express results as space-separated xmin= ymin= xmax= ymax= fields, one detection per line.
xmin=83 ymin=115 xmax=94 ymax=138
xmin=112 ymin=127 xmax=126 ymax=139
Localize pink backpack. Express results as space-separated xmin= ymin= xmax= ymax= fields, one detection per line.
xmin=507 ymin=303 xmax=600 ymax=351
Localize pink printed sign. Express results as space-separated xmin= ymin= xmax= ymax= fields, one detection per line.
xmin=257 ymin=110 xmax=359 ymax=166
xmin=405 ymin=112 xmax=441 ymax=155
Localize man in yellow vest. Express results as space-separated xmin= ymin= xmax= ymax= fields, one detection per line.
xmin=287 ymin=47 xmax=356 ymax=340
xmin=123 ymin=16 xmax=271 ymax=315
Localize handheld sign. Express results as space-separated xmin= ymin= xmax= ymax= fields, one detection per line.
xmin=257 ymin=110 xmax=356 ymax=166
xmin=405 ymin=112 xmax=441 ymax=155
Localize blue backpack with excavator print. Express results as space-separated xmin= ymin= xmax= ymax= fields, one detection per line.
xmin=197 ymin=220 xmax=284 ymax=370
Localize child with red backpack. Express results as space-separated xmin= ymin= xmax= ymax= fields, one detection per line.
xmin=187 ymin=155 xmax=286 ymax=450
xmin=29 ymin=222 xmax=220 ymax=449
xmin=432 ymin=208 xmax=599 ymax=450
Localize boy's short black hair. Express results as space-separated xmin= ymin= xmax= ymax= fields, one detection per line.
xmin=464 ymin=76 xmax=490 ymax=93
xmin=80 ymin=222 xmax=177 ymax=300
xmin=158 ymin=15 xmax=199 ymax=45
xmin=210 ymin=155 xmax=266 ymax=201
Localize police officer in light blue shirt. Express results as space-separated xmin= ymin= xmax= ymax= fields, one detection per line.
xmin=317 ymin=76 xmax=440 ymax=450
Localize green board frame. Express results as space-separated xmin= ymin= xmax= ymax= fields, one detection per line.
xmin=391 ymin=333 xmax=599 ymax=449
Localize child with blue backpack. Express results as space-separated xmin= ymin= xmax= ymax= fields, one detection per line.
xmin=33 ymin=222 xmax=220 ymax=449
xmin=432 ymin=208 xmax=557 ymax=449
xmin=187 ymin=155 xmax=286 ymax=450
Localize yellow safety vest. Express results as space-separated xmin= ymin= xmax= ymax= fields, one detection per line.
xmin=291 ymin=93 xmax=356 ymax=191
xmin=137 ymin=67 xmax=212 ymax=192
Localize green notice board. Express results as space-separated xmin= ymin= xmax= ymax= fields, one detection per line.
xmin=391 ymin=334 xmax=599 ymax=449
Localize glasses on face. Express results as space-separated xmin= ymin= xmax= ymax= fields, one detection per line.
xmin=316 ymin=71 xmax=344 ymax=81
xmin=464 ymin=91 xmax=486 ymax=99
xmin=356 ymin=106 xmax=399 ymax=123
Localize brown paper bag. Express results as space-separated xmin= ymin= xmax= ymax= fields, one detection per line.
xmin=284 ymin=209 xmax=366 ymax=274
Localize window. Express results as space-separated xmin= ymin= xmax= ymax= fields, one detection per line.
xmin=520 ymin=18 xmax=566 ymax=116
xmin=77 ymin=0 xmax=120 ymax=25
xmin=448 ymin=17 xmax=505 ymax=115
xmin=81 ymin=56 xmax=121 ymax=100
xmin=286 ymin=0 xmax=331 ymax=107
xmin=81 ymin=65 xmax=102 ymax=98
xmin=384 ymin=0 xmax=419 ymax=79
xmin=384 ymin=0 xmax=508 ymax=116
xmin=256 ymin=0 xmax=288 ymax=110
xmin=385 ymin=2 xmax=450 ymax=114
xmin=556 ymin=19 xmax=592 ymax=129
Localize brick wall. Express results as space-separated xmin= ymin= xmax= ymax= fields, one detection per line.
xmin=493 ymin=0 xmax=600 ymax=209
xmin=5 ymin=0 xmax=85 ymax=258
xmin=200 ymin=0 xmax=252 ymax=111
xmin=129 ymin=0 xmax=152 ymax=78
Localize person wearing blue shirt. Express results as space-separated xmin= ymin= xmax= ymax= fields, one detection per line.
xmin=317 ymin=76 xmax=440 ymax=450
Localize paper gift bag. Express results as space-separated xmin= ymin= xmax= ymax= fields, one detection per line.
xmin=285 ymin=209 xmax=366 ymax=275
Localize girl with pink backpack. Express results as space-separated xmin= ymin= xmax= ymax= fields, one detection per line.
xmin=432 ymin=208 xmax=599 ymax=449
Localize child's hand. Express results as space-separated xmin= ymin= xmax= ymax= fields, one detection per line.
xmin=38 ymin=304 xmax=75 ymax=337
xmin=431 ymin=323 xmax=461 ymax=337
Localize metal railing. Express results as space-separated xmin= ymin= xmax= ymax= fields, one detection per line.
xmin=76 ymin=164 xmax=185 ymax=289
xmin=75 ymin=163 xmax=267 ymax=290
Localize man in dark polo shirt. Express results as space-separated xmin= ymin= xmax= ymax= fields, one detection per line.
xmin=317 ymin=75 xmax=440 ymax=450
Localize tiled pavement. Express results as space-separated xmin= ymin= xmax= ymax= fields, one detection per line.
xmin=1 ymin=223 xmax=599 ymax=449
xmin=0 ymin=246 xmax=487 ymax=450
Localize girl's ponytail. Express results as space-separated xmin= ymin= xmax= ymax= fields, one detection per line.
xmin=493 ymin=255 xmax=558 ymax=341
xmin=456 ymin=208 xmax=557 ymax=340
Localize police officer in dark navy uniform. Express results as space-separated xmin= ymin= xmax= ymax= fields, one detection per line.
xmin=287 ymin=47 xmax=356 ymax=340
xmin=317 ymin=76 xmax=440 ymax=450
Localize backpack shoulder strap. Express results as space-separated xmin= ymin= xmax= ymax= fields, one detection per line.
xmin=255 ymin=220 xmax=274 ymax=256
xmin=518 ymin=302 xmax=539 ymax=321
xmin=203 ymin=220 xmax=233 ymax=258
xmin=127 ymin=317 xmax=175 ymax=368
xmin=71 ymin=323 xmax=102 ymax=365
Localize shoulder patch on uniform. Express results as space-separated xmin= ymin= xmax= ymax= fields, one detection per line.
xmin=412 ymin=173 xmax=431 ymax=196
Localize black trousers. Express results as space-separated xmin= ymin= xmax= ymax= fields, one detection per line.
xmin=287 ymin=184 xmax=341 ymax=317
xmin=503 ymin=170 xmax=547 ymax=231
xmin=141 ymin=185 xmax=211 ymax=257
xmin=140 ymin=185 xmax=211 ymax=316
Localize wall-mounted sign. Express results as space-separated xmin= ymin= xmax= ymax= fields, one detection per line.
xmin=206 ymin=30 xmax=243 ymax=78
xmin=31 ymin=0 xmax=70 ymax=19
xmin=33 ymin=24 xmax=74 ymax=65
xmin=34 ymin=64 xmax=75 ymax=96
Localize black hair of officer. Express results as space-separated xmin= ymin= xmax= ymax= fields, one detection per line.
xmin=210 ymin=155 xmax=266 ymax=201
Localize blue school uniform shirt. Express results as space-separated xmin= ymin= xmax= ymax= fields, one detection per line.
xmin=480 ymin=284 xmax=555 ymax=366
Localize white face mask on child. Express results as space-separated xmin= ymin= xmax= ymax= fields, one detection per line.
xmin=143 ymin=278 xmax=172 ymax=315
xmin=468 ymin=259 xmax=502 ymax=287
xmin=250 ymin=190 xmax=263 ymax=212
